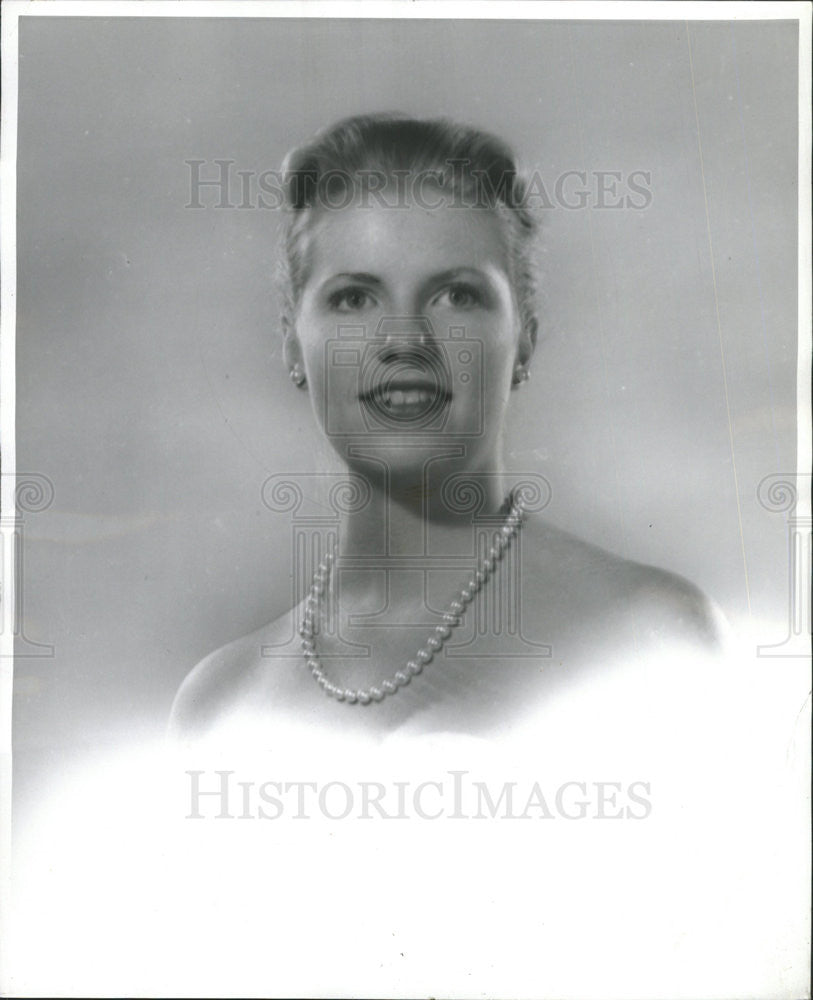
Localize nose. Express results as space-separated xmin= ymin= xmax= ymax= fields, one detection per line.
xmin=374 ymin=315 xmax=436 ymax=362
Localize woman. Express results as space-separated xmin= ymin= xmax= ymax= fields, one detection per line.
xmin=169 ymin=113 xmax=726 ymax=744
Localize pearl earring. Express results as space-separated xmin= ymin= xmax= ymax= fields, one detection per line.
xmin=512 ymin=364 xmax=530 ymax=385
xmin=289 ymin=364 xmax=306 ymax=387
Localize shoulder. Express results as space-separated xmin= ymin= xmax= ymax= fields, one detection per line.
xmin=622 ymin=559 xmax=730 ymax=650
xmin=167 ymin=632 xmax=254 ymax=742
xmin=521 ymin=519 xmax=729 ymax=652
xmin=167 ymin=611 xmax=301 ymax=742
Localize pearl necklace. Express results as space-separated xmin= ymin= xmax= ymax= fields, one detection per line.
xmin=298 ymin=494 xmax=526 ymax=705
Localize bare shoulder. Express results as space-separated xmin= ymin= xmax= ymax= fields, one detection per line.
xmin=523 ymin=519 xmax=729 ymax=652
xmin=167 ymin=608 xmax=301 ymax=741
xmin=621 ymin=556 xmax=729 ymax=650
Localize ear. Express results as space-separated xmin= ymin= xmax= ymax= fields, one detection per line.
xmin=282 ymin=314 xmax=304 ymax=374
xmin=517 ymin=316 xmax=538 ymax=368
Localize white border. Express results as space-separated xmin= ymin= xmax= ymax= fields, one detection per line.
xmin=0 ymin=2 xmax=810 ymax=995
xmin=797 ymin=7 xmax=812 ymax=522
xmin=0 ymin=5 xmax=20 ymax=984
xmin=0 ymin=0 xmax=811 ymax=20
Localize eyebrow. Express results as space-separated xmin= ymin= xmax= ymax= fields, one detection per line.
xmin=426 ymin=267 xmax=492 ymax=287
xmin=322 ymin=272 xmax=384 ymax=288
xmin=321 ymin=266 xmax=495 ymax=292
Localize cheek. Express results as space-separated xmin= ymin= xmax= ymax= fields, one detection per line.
xmin=481 ymin=323 xmax=519 ymax=377
xmin=294 ymin=312 xmax=329 ymax=385
xmin=302 ymin=340 xmax=326 ymax=384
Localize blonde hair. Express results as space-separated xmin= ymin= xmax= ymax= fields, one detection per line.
xmin=278 ymin=112 xmax=540 ymax=339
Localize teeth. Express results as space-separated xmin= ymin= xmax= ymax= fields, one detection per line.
xmin=380 ymin=389 xmax=435 ymax=407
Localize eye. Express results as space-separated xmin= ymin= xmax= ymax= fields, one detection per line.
xmin=432 ymin=282 xmax=484 ymax=310
xmin=327 ymin=286 xmax=375 ymax=312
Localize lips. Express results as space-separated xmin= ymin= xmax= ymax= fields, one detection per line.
xmin=357 ymin=377 xmax=451 ymax=427
xmin=358 ymin=345 xmax=453 ymax=427
xmin=365 ymin=383 xmax=451 ymax=410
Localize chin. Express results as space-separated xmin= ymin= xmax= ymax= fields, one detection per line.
xmin=335 ymin=435 xmax=497 ymax=484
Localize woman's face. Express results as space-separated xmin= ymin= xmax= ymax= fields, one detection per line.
xmin=288 ymin=187 xmax=531 ymax=478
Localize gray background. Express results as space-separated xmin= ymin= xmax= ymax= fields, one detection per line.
xmin=13 ymin=17 xmax=798 ymax=760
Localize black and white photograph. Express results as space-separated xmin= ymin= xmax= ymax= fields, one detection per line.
xmin=1 ymin=2 xmax=810 ymax=997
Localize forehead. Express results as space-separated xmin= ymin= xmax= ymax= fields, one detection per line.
xmin=304 ymin=198 xmax=512 ymax=282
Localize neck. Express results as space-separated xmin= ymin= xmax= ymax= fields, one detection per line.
xmin=338 ymin=461 xmax=511 ymax=560
xmin=310 ymin=448 xmax=512 ymax=613
xmin=298 ymin=462 xmax=526 ymax=702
